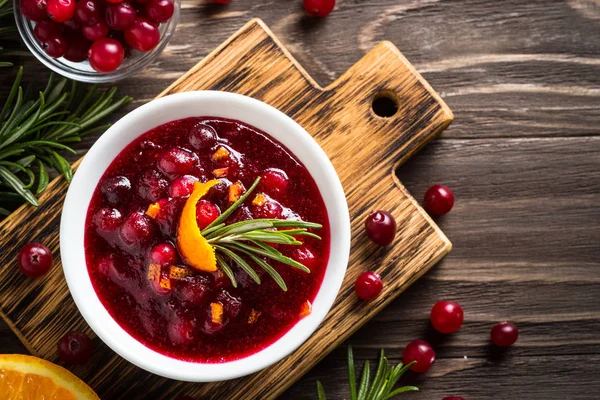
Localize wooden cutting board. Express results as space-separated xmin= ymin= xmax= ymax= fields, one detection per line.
xmin=0 ymin=19 xmax=452 ymax=399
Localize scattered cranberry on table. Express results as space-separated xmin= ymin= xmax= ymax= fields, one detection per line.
xmin=490 ymin=321 xmax=519 ymax=347
xmin=442 ymin=397 xmax=466 ymax=400
xmin=57 ymin=331 xmax=93 ymax=365
xmin=430 ymin=301 xmax=464 ymax=334
xmin=212 ymin=0 xmax=232 ymax=3
xmin=354 ymin=271 xmax=383 ymax=301
xmin=18 ymin=243 xmax=53 ymax=278
xmin=365 ymin=210 xmax=396 ymax=246
xmin=303 ymin=0 xmax=335 ymax=17
xmin=402 ymin=339 xmax=435 ymax=373
xmin=423 ymin=184 xmax=455 ymax=216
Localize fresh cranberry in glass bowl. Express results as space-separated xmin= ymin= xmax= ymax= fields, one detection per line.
xmin=14 ymin=0 xmax=180 ymax=82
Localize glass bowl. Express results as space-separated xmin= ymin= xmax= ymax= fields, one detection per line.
xmin=13 ymin=0 xmax=180 ymax=83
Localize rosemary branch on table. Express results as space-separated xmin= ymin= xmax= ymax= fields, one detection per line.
xmin=0 ymin=67 xmax=131 ymax=216
xmin=317 ymin=347 xmax=418 ymax=400
xmin=201 ymin=177 xmax=322 ymax=292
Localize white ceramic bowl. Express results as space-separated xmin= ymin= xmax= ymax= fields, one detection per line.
xmin=60 ymin=91 xmax=350 ymax=382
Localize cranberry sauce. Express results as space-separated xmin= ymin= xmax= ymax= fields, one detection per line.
xmin=84 ymin=117 xmax=330 ymax=362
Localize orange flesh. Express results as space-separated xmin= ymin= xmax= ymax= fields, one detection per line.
xmin=177 ymin=180 xmax=219 ymax=272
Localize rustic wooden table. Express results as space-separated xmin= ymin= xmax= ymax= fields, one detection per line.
xmin=1 ymin=0 xmax=599 ymax=399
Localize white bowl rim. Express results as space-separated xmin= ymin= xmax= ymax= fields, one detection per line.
xmin=60 ymin=91 xmax=350 ymax=382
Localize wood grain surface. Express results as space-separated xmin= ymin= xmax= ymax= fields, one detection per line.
xmin=1 ymin=0 xmax=599 ymax=399
xmin=0 ymin=19 xmax=453 ymax=399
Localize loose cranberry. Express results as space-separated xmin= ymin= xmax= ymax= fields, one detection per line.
xmin=442 ymin=397 xmax=465 ymax=400
xmin=101 ymin=175 xmax=131 ymax=204
xmin=63 ymin=34 xmax=91 ymax=61
xmin=20 ymin=0 xmax=48 ymax=21
xmin=291 ymin=246 xmax=317 ymax=270
xmin=47 ymin=0 xmax=75 ymax=22
xmin=136 ymin=169 xmax=168 ymax=202
xmin=74 ymin=0 xmax=101 ymax=26
xmin=303 ymin=0 xmax=335 ymax=17
xmin=105 ymin=2 xmax=136 ymax=30
xmin=18 ymin=243 xmax=53 ymax=278
xmin=150 ymin=243 xmax=177 ymax=266
xmin=365 ymin=210 xmax=396 ymax=246
xmin=82 ymin=20 xmax=109 ymax=41
xmin=57 ymin=331 xmax=93 ymax=365
xmin=42 ymin=35 xmax=68 ymax=58
xmin=146 ymin=0 xmax=173 ymax=23
xmin=176 ymin=278 xmax=210 ymax=308
xmin=169 ymin=175 xmax=198 ymax=197
xmin=212 ymin=0 xmax=231 ymax=3
xmin=261 ymin=168 xmax=288 ymax=197
xmin=124 ymin=17 xmax=160 ymax=52
xmin=490 ymin=322 xmax=518 ymax=347
xmin=157 ymin=147 xmax=200 ymax=178
xmin=424 ymin=185 xmax=454 ymax=216
xmin=119 ymin=211 xmax=155 ymax=247
xmin=33 ymin=20 xmax=62 ymax=42
xmin=88 ymin=38 xmax=124 ymax=72
xmin=431 ymin=301 xmax=464 ymax=334
xmin=93 ymin=207 xmax=123 ymax=235
xmin=403 ymin=340 xmax=435 ymax=373
xmin=62 ymin=18 xmax=81 ymax=32
xmin=196 ymin=200 xmax=220 ymax=230
xmin=189 ymin=123 xmax=217 ymax=150
xmin=167 ymin=317 xmax=197 ymax=346
xmin=354 ymin=271 xmax=383 ymax=301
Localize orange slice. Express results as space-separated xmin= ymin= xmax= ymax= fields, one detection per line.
xmin=177 ymin=180 xmax=219 ymax=272
xmin=0 ymin=354 xmax=99 ymax=399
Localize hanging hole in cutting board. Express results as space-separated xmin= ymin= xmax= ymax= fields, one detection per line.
xmin=372 ymin=91 xmax=399 ymax=118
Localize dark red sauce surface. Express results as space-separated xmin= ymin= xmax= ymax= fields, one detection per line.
xmin=84 ymin=117 xmax=330 ymax=363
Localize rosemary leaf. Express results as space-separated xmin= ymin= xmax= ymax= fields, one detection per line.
xmin=215 ymin=254 xmax=237 ymax=289
xmin=213 ymin=244 xmax=261 ymax=285
xmin=316 ymin=381 xmax=327 ymax=400
xmin=227 ymin=244 xmax=287 ymax=291
xmin=204 ymin=177 xmax=261 ymax=230
xmin=349 ymin=346 xmax=357 ymax=400
xmin=357 ymin=360 xmax=370 ymax=400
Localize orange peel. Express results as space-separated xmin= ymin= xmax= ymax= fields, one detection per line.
xmin=211 ymin=302 xmax=223 ymax=324
xmin=145 ymin=202 xmax=161 ymax=218
xmin=177 ymin=180 xmax=219 ymax=272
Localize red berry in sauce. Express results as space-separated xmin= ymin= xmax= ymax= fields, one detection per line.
xmin=57 ymin=331 xmax=93 ymax=365
xmin=74 ymin=0 xmax=101 ymax=26
xmin=20 ymin=0 xmax=48 ymax=21
xmin=354 ymin=271 xmax=383 ymax=301
xmin=124 ymin=17 xmax=160 ymax=52
xmin=18 ymin=243 xmax=53 ymax=278
xmin=176 ymin=278 xmax=210 ymax=308
xmin=291 ymin=246 xmax=317 ymax=270
xmin=196 ymin=200 xmax=220 ymax=230
xmin=169 ymin=175 xmax=198 ymax=198
xmin=101 ymin=175 xmax=131 ymax=204
xmin=93 ymin=207 xmax=123 ymax=235
xmin=424 ymin=185 xmax=454 ymax=216
xmin=157 ymin=147 xmax=200 ymax=178
xmin=365 ymin=210 xmax=396 ymax=246
xmin=47 ymin=0 xmax=75 ymax=22
xmin=82 ymin=20 xmax=110 ymax=41
xmin=216 ymin=290 xmax=242 ymax=319
xmin=63 ymin=34 xmax=91 ymax=62
xmin=146 ymin=0 xmax=173 ymax=23
xmin=42 ymin=34 xmax=68 ymax=58
xmin=261 ymin=168 xmax=288 ymax=197
xmin=105 ymin=2 xmax=136 ymax=31
xmin=189 ymin=123 xmax=218 ymax=150
xmin=430 ymin=301 xmax=464 ymax=334
xmin=150 ymin=242 xmax=177 ymax=266
xmin=119 ymin=211 xmax=155 ymax=247
xmin=33 ymin=20 xmax=62 ymax=42
xmin=303 ymin=0 xmax=335 ymax=17
xmin=490 ymin=322 xmax=518 ymax=347
xmin=167 ymin=317 xmax=197 ymax=346
xmin=402 ymin=339 xmax=435 ymax=373
xmin=136 ymin=169 xmax=168 ymax=202
xmin=88 ymin=38 xmax=124 ymax=72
